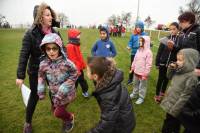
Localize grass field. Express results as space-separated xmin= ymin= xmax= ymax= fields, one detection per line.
xmin=0 ymin=28 xmax=172 ymax=133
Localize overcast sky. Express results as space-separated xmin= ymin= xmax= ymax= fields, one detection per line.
xmin=0 ymin=0 xmax=190 ymax=27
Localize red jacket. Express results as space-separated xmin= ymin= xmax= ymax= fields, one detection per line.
xmin=66 ymin=44 xmax=86 ymax=73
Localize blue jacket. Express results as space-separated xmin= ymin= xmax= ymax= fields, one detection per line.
xmin=91 ymin=27 xmax=117 ymax=57
xmin=128 ymin=32 xmax=147 ymax=55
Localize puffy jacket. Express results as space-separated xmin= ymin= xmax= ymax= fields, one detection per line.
xmin=38 ymin=33 xmax=78 ymax=105
xmin=160 ymin=49 xmax=199 ymax=117
xmin=131 ymin=36 xmax=153 ymax=77
xmin=178 ymin=84 xmax=200 ymax=132
xmin=88 ymin=70 xmax=136 ymax=133
xmin=16 ymin=25 xmax=61 ymax=79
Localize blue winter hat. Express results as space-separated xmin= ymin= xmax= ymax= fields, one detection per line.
xmin=135 ymin=21 xmax=144 ymax=32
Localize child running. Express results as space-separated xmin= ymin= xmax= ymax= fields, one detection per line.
xmin=37 ymin=33 xmax=78 ymax=133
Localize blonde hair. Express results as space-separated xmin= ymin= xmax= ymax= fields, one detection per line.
xmin=34 ymin=3 xmax=56 ymax=25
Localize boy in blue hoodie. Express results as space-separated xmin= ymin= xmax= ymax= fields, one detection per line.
xmin=91 ymin=27 xmax=117 ymax=57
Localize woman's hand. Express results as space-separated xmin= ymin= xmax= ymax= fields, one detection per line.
xmin=16 ymin=79 xmax=24 ymax=88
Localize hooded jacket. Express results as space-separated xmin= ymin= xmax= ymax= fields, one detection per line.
xmin=88 ymin=65 xmax=135 ymax=133
xmin=160 ymin=48 xmax=199 ymax=117
xmin=91 ymin=27 xmax=117 ymax=57
xmin=128 ymin=21 xmax=147 ymax=55
xmin=37 ymin=33 xmax=78 ymax=105
xmin=65 ymin=29 xmax=86 ymax=73
xmin=131 ymin=36 xmax=153 ymax=77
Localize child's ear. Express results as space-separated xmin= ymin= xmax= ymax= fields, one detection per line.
xmin=93 ymin=74 xmax=99 ymax=81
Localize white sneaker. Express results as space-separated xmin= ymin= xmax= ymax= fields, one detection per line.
xmin=135 ymin=98 xmax=144 ymax=104
xmin=130 ymin=93 xmax=137 ymax=99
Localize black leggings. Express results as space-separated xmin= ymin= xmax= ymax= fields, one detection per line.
xmin=156 ymin=65 xmax=169 ymax=96
xmin=26 ymin=74 xmax=39 ymax=123
xmin=75 ymin=70 xmax=88 ymax=93
xmin=128 ymin=55 xmax=135 ymax=81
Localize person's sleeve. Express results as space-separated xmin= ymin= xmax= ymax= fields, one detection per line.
xmin=37 ymin=62 xmax=46 ymax=97
xmin=87 ymin=100 xmax=119 ymax=133
xmin=144 ymin=51 xmax=153 ymax=76
xmin=55 ymin=59 xmax=78 ymax=99
xmin=170 ymin=78 xmax=197 ymax=117
xmin=17 ymin=30 xmax=32 ymax=79
xmin=66 ymin=45 xmax=81 ymax=72
xmin=91 ymin=42 xmax=98 ymax=56
xmin=128 ymin=35 xmax=133 ymax=48
xmin=110 ymin=41 xmax=117 ymax=57
xmin=155 ymin=43 xmax=164 ymax=66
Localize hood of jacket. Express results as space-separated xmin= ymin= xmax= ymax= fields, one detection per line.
xmin=135 ymin=21 xmax=144 ymax=32
xmin=40 ymin=33 xmax=66 ymax=59
xmin=100 ymin=26 xmax=110 ymax=41
xmin=67 ymin=29 xmax=81 ymax=45
xmin=139 ymin=36 xmax=151 ymax=50
xmin=177 ymin=48 xmax=199 ymax=73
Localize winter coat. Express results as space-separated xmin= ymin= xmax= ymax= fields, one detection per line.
xmin=17 ymin=25 xmax=61 ymax=79
xmin=175 ymin=24 xmax=200 ymax=68
xmin=38 ymin=33 xmax=78 ymax=105
xmin=178 ymin=83 xmax=200 ymax=132
xmin=66 ymin=29 xmax=86 ymax=73
xmin=131 ymin=36 xmax=153 ymax=77
xmin=91 ymin=27 xmax=117 ymax=57
xmin=155 ymin=35 xmax=179 ymax=67
xmin=88 ymin=68 xmax=135 ymax=133
xmin=160 ymin=48 xmax=199 ymax=117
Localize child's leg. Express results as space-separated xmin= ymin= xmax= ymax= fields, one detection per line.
xmin=54 ymin=105 xmax=73 ymax=121
xmin=139 ymin=79 xmax=147 ymax=99
xmin=160 ymin=66 xmax=169 ymax=94
xmin=132 ymin=76 xmax=140 ymax=95
xmin=78 ymin=70 xmax=89 ymax=93
xmin=162 ymin=113 xmax=181 ymax=133
xmin=156 ymin=66 xmax=166 ymax=96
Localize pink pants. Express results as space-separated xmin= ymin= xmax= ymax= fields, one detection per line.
xmin=53 ymin=105 xmax=72 ymax=121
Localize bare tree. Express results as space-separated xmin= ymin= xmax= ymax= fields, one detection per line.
xmin=144 ymin=16 xmax=155 ymax=28
xmin=0 ymin=14 xmax=11 ymax=28
xmin=57 ymin=12 xmax=69 ymax=28
xmin=108 ymin=14 xmax=117 ymax=25
xmin=121 ymin=12 xmax=132 ymax=27
xmin=180 ymin=0 xmax=200 ymax=24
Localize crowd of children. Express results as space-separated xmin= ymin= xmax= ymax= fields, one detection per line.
xmin=16 ymin=3 xmax=200 ymax=133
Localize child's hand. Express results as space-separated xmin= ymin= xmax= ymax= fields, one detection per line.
xmin=38 ymin=92 xmax=45 ymax=100
xmin=127 ymin=46 xmax=131 ymax=50
xmin=169 ymin=62 xmax=177 ymax=69
xmin=142 ymin=75 xmax=147 ymax=80
xmin=16 ymin=79 xmax=24 ymax=88
xmin=38 ymin=95 xmax=45 ymax=100
xmin=129 ymin=70 xmax=133 ymax=73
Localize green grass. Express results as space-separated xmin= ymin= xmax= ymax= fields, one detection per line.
xmin=0 ymin=28 xmax=171 ymax=133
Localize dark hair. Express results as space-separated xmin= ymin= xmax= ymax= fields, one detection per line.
xmin=178 ymin=12 xmax=195 ymax=24
xmin=87 ymin=57 xmax=111 ymax=78
xmin=33 ymin=5 xmax=39 ymax=20
xmin=170 ymin=22 xmax=179 ymax=29
xmin=99 ymin=27 xmax=107 ymax=33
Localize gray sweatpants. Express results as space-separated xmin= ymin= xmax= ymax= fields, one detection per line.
xmin=132 ymin=75 xmax=147 ymax=99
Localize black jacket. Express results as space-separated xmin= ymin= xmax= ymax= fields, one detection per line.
xmin=176 ymin=24 xmax=200 ymax=68
xmin=17 ymin=25 xmax=61 ymax=79
xmin=88 ymin=70 xmax=136 ymax=133
xmin=156 ymin=35 xmax=179 ymax=67
xmin=178 ymin=84 xmax=200 ymax=133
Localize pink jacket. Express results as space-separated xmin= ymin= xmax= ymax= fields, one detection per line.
xmin=131 ymin=36 xmax=153 ymax=77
